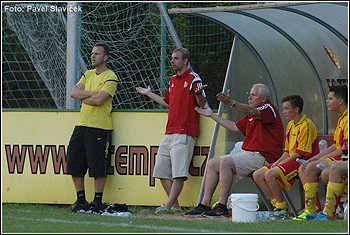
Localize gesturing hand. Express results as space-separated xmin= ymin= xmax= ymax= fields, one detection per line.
xmin=194 ymin=104 xmax=213 ymax=117
xmin=216 ymin=89 xmax=232 ymax=106
xmin=136 ymin=86 xmax=151 ymax=96
xmin=195 ymin=84 xmax=208 ymax=95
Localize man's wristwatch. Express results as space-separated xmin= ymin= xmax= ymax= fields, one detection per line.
xmin=230 ymin=100 xmax=236 ymax=108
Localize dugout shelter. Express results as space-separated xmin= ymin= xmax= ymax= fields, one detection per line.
xmin=169 ymin=1 xmax=348 ymax=209
xmin=169 ymin=1 xmax=348 ymax=147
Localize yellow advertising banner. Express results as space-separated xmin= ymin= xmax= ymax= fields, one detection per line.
xmin=2 ymin=111 xmax=227 ymax=207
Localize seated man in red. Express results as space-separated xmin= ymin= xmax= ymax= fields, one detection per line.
xmin=184 ymin=83 xmax=284 ymax=218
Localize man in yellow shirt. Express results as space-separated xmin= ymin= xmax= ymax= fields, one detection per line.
xmin=67 ymin=42 xmax=118 ymax=213
xmin=253 ymin=95 xmax=318 ymax=219
xmin=294 ymin=85 xmax=348 ymax=220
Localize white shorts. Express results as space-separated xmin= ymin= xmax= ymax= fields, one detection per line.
xmin=221 ymin=149 xmax=268 ymax=181
xmin=153 ymin=134 xmax=196 ymax=180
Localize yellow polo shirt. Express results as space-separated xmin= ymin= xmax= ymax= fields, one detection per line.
xmin=76 ymin=69 xmax=118 ymax=130
xmin=284 ymin=114 xmax=318 ymax=157
xmin=334 ymin=108 xmax=348 ymax=148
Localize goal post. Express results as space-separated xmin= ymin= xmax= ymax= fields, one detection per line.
xmin=66 ymin=1 xmax=79 ymax=109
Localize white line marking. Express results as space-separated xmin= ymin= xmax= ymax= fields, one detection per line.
xmin=3 ymin=215 xmax=215 ymax=233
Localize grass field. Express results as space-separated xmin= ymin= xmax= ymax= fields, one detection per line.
xmin=1 ymin=203 xmax=348 ymax=233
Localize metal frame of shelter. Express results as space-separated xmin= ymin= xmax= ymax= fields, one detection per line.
xmin=168 ymin=1 xmax=348 ymax=204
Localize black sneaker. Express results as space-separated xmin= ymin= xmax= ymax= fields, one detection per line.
xmin=70 ymin=201 xmax=90 ymax=213
xmin=184 ymin=203 xmax=211 ymax=216
xmin=202 ymin=203 xmax=230 ymax=218
xmin=105 ymin=203 xmax=128 ymax=213
xmin=85 ymin=202 xmax=107 ymax=214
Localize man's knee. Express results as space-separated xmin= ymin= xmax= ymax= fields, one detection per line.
xmin=265 ymin=167 xmax=277 ymax=177
xmin=220 ymin=155 xmax=233 ymax=165
xmin=207 ymin=157 xmax=221 ymax=171
xmin=252 ymin=168 xmax=264 ymax=181
xmin=306 ymin=161 xmax=319 ymax=173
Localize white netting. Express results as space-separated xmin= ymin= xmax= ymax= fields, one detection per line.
xmin=2 ymin=3 xmax=67 ymax=108
xmin=79 ymin=2 xmax=177 ymax=109
xmin=2 ymin=2 xmax=238 ymax=110
xmin=2 ymin=2 xmax=177 ymax=109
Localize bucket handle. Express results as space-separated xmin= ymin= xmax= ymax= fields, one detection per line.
xmin=232 ymin=202 xmax=259 ymax=212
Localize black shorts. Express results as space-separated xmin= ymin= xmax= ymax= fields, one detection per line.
xmin=66 ymin=126 xmax=112 ymax=178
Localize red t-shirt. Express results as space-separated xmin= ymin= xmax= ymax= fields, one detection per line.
xmin=163 ymin=68 xmax=204 ymax=137
xmin=235 ymin=102 xmax=284 ymax=163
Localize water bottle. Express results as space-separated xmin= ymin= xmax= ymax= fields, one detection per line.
xmin=101 ymin=211 xmax=132 ymax=217
xmin=256 ymin=211 xmax=272 ymax=220
xmin=296 ymin=158 xmax=308 ymax=168
xmin=114 ymin=212 xmax=132 ymax=217
xmin=316 ymin=160 xmax=329 ymax=170
xmin=318 ymin=137 xmax=328 ymax=153
xmin=341 ymin=141 xmax=348 ymax=161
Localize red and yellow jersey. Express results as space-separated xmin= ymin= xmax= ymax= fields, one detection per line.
xmin=334 ymin=108 xmax=348 ymax=149
xmin=284 ymin=114 xmax=318 ymax=158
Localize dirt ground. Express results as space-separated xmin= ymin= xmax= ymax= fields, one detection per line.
xmin=131 ymin=208 xmax=232 ymax=222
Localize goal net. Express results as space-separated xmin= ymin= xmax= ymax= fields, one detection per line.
xmin=2 ymin=2 xmax=178 ymax=109
xmin=2 ymin=2 xmax=236 ymax=110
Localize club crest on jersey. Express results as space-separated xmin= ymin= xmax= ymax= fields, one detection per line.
xmin=184 ymin=81 xmax=188 ymax=88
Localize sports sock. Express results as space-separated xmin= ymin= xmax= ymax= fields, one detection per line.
xmin=323 ymin=181 xmax=345 ymax=218
xmin=270 ymin=198 xmax=277 ymax=208
xmin=77 ymin=190 xmax=86 ymax=204
xmin=315 ymin=194 xmax=322 ymax=213
xmin=94 ymin=192 xmax=103 ymax=204
xmin=275 ymin=201 xmax=287 ymax=211
xmin=304 ymin=182 xmax=319 ymax=213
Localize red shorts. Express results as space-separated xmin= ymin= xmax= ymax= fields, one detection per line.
xmin=263 ymin=160 xmax=300 ymax=190
xmin=326 ymin=155 xmax=341 ymax=162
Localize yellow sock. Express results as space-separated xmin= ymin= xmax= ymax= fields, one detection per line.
xmin=304 ymin=182 xmax=319 ymax=214
xmin=323 ymin=181 xmax=345 ymax=218
xmin=275 ymin=201 xmax=287 ymax=211
xmin=270 ymin=198 xmax=277 ymax=208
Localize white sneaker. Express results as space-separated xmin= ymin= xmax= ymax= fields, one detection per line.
xmin=154 ymin=205 xmax=171 ymax=214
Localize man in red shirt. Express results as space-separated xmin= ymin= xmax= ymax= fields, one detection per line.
xmin=184 ymin=83 xmax=284 ymax=218
xmin=136 ymin=48 xmax=207 ymax=213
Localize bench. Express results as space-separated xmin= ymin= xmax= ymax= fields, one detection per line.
xmin=252 ymin=134 xmax=334 ymax=217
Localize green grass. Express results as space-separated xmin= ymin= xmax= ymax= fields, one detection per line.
xmin=1 ymin=203 xmax=348 ymax=233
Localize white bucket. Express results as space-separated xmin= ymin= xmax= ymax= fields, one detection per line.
xmin=229 ymin=193 xmax=259 ymax=223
